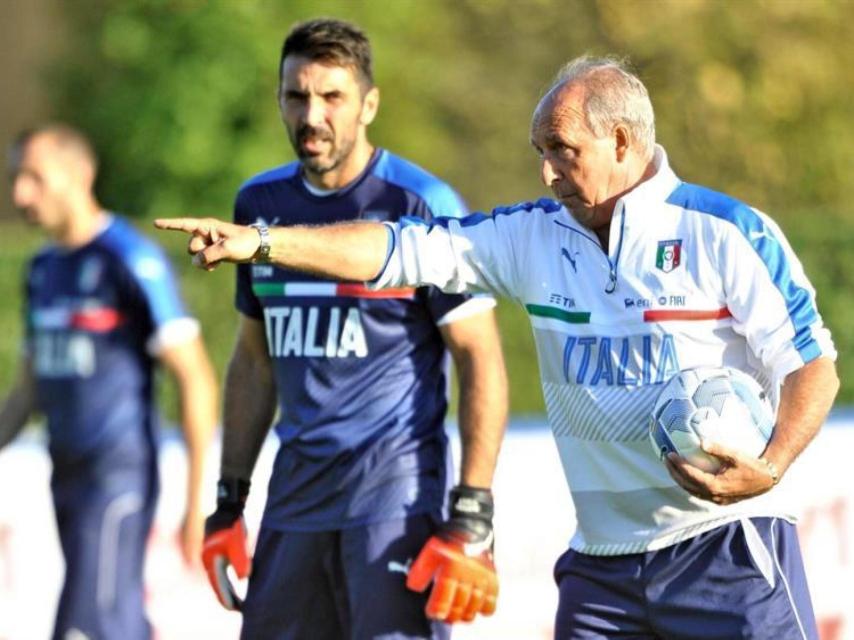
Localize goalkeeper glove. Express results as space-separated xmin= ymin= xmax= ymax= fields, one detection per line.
xmin=407 ymin=485 xmax=498 ymax=623
xmin=201 ymin=477 xmax=251 ymax=611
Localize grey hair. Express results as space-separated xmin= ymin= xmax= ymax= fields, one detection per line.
xmin=550 ymin=55 xmax=656 ymax=159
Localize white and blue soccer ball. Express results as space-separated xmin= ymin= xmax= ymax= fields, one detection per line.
xmin=649 ymin=367 xmax=775 ymax=473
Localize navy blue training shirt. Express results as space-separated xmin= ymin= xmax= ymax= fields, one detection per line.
xmin=25 ymin=216 xmax=195 ymax=475
xmin=234 ymin=148 xmax=482 ymax=531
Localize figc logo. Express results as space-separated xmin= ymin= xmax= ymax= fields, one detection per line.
xmin=656 ymin=239 xmax=683 ymax=273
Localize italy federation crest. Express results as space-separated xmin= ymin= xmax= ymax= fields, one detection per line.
xmin=656 ymin=239 xmax=682 ymax=273
xmin=78 ymin=257 xmax=103 ymax=293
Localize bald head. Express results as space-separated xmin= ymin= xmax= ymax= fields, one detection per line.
xmin=529 ymin=56 xmax=658 ymax=241
xmin=9 ymin=124 xmax=98 ymax=187
xmin=537 ymin=56 xmax=655 ymax=161
xmin=8 ymin=124 xmax=102 ymax=241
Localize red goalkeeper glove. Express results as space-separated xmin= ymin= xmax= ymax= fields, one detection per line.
xmin=407 ymin=485 xmax=498 ymax=623
xmin=201 ymin=477 xmax=251 ymax=611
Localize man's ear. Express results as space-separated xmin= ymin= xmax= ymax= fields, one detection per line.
xmin=77 ymin=159 xmax=97 ymax=193
xmin=360 ymin=86 xmax=380 ymax=126
xmin=614 ymin=125 xmax=630 ymax=162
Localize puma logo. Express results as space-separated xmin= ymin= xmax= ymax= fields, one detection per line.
xmin=387 ymin=559 xmax=413 ymax=575
xmin=561 ymin=248 xmax=579 ymax=273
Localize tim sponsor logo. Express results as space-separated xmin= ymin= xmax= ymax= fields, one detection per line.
xmin=252 ymin=265 xmax=274 ymax=279
xmin=549 ymin=293 xmax=576 ymax=309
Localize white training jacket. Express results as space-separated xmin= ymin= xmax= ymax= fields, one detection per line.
xmin=371 ymin=146 xmax=836 ymax=555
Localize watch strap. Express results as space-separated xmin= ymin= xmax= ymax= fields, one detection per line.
xmin=250 ymin=222 xmax=271 ymax=263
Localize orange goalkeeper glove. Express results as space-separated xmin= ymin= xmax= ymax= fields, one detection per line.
xmin=201 ymin=478 xmax=251 ymax=611
xmin=407 ymin=485 xmax=497 ymax=623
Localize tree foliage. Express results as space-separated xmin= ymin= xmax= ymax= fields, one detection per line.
xmin=18 ymin=0 xmax=853 ymax=411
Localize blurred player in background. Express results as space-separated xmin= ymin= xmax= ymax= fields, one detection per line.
xmin=0 ymin=124 xmax=218 ymax=640
xmin=196 ymin=18 xmax=507 ymax=640
xmin=158 ymin=55 xmax=839 ymax=639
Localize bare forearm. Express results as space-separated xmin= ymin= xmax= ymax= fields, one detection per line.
xmin=266 ymin=222 xmax=389 ymax=282
xmin=220 ymin=349 xmax=278 ymax=481
xmin=764 ymin=356 xmax=839 ymax=476
xmin=159 ymin=336 xmax=219 ymax=523
xmin=155 ymin=216 xmax=392 ymax=281
xmin=455 ymin=347 xmax=509 ymax=489
xmin=178 ymin=351 xmax=218 ymax=514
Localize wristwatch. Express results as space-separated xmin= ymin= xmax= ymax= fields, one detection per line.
xmin=249 ymin=221 xmax=272 ymax=263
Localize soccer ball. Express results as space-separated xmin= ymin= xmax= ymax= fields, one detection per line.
xmin=649 ymin=367 xmax=775 ymax=473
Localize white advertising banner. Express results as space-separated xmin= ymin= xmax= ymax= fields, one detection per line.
xmin=1 ymin=413 xmax=852 ymax=640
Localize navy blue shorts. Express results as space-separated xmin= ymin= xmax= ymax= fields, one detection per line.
xmin=51 ymin=466 xmax=157 ymax=640
xmin=554 ymin=517 xmax=817 ymax=639
xmin=241 ymin=513 xmax=450 ymax=640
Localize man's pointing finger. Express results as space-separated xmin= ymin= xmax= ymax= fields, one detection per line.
xmin=154 ymin=217 xmax=207 ymax=233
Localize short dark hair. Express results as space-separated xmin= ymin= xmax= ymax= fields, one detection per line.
xmin=279 ymin=18 xmax=374 ymax=90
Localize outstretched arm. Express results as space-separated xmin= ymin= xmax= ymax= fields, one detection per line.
xmin=154 ymin=217 xmax=389 ymax=281
xmin=0 ymin=358 xmax=36 ymax=450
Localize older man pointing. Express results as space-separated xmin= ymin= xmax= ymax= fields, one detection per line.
xmin=158 ymin=55 xmax=838 ymax=639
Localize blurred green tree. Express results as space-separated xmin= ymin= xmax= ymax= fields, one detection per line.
xmin=4 ymin=0 xmax=850 ymax=412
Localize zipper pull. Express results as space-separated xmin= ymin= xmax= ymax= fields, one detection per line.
xmin=605 ymin=267 xmax=617 ymax=294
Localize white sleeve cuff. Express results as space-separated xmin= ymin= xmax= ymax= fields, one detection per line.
xmin=768 ymin=336 xmax=837 ymax=387
xmin=366 ymin=222 xmax=402 ymax=290
xmin=146 ymin=317 xmax=200 ymax=356
xmin=435 ymin=296 xmax=497 ymax=327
